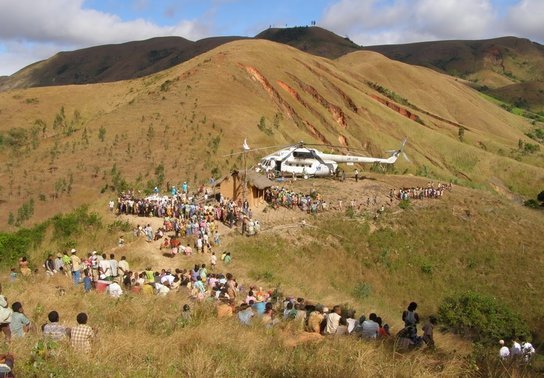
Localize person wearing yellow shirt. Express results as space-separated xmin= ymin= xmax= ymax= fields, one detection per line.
xmin=70 ymin=249 xmax=82 ymax=285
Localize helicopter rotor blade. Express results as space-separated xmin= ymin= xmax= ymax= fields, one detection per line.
xmin=222 ymin=143 xmax=293 ymax=157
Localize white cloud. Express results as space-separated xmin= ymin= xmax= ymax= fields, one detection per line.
xmin=413 ymin=0 xmax=496 ymax=40
xmin=0 ymin=41 xmax=64 ymax=76
xmin=0 ymin=0 xmax=210 ymax=75
xmin=505 ymin=0 xmax=544 ymax=41
xmin=320 ymin=0 xmax=543 ymax=46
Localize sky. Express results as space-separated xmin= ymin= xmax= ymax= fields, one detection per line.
xmin=0 ymin=0 xmax=543 ymax=76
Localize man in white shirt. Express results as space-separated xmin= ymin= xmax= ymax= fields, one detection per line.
xmin=499 ymin=340 xmax=510 ymax=360
xmin=160 ymin=271 xmax=175 ymax=286
xmin=118 ymin=256 xmax=129 ymax=277
xmin=109 ymin=254 xmax=119 ymax=280
xmin=520 ymin=337 xmax=536 ymax=362
xmin=325 ymin=305 xmax=342 ymax=335
xmin=99 ymin=254 xmax=111 ymax=280
xmin=107 ymin=279 xmax=123 ymax=298
xmin=511 ymin=339 xmax=522 ymax=358
xmin=155 ymin=282 xmax=170 ymax=296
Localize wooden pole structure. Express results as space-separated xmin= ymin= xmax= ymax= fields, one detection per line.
xmin=243 ymin=148 xmax=247 ymax=202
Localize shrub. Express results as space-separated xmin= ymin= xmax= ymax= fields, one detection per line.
xmin=345 ymin=207 xmax=355 ymax=218
xmin=438 ymin=291 xmax=530 ymax=344
xmin=399 ymin=199 xmax=411 ymax=209
xmin=0 ymin=223 xmax=47 ymax=267
xmin=523 ymin=199 xmax=540 ymax=209
xmin=352 ymin=282 xmax=372 ymax=299
xmin=108 ymin=220 xmax=132 ymax=233
xmin=51 ymin=206 xmax=102 ymax=239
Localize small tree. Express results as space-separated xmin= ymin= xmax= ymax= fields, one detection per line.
xmin=537 ymin=190 xmax=544 ymax=206
xmin=458 ymin=126 xmax=465 ymax=142
xmin=98 ymin=126 xmax=106 ymax=142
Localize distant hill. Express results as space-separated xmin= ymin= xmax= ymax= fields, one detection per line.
xmin=364 ymin=37 xmax=544 ymax=113
xmin=255 ymin=26 xmax=362 ymax=58
xmin=0 ymin=35 xmax=246 ymax=91
xmin=0 ymin=26 xmax=361 ymax=91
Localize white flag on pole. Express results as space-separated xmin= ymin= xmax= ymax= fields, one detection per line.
xmin=242 ymin=138 xmax=250 ymax=151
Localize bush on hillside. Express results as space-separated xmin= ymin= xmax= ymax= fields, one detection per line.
xmin=0 ymin=224 xmax=47 ymax=267
xmin=398 ymin=199 xmax=411 ymax=209
xmin=524 ymin=191 xmax=544 ymax=209
xmin=523 ymin=199 xmax=540 ymax=209
xmin=438 ymin=291 xmax=530 ymax=344
xmin=51 ymin=206 xmax=102 ymax=239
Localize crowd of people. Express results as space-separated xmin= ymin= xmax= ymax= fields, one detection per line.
xmin=1 ymin=243 xmax=537 ymax=375
xmin=116 ymin=191 xmax=250 ymax=228
xmin=498 ymin=338 xmax=536 ymax=362
xmin=264 ymin=186 xmax=326 ymax=213
xmin=394 ymin=182 xmax=451 ymax=201
xmin=1 ymin=178 xmax=538 ymax=376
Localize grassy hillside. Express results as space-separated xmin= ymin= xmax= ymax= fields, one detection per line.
xmin=0 ymin=36 xmax=246 ymax=91
xmin=0 ymin=39 xmax=542 ymax=230
xmin=0 ymin=177 xmax=542 ymax=376
xmin=364 ymin=36 xmax=544 ymax=113
xmin=0 ymin=26 xmax=360 ymax=92
xmin=364 ymin=37 xmax=544 ymax=84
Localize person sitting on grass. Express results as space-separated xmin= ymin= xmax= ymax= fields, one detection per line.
xmin=325 ymin=305 xmax=342 ymax=335
xmin=0 ymin=352 xmax=15 ymax=378
xmin=237 ymin=303 xmax=254 ymax=326
xmin=9 ymin=302 xmax=31 ymax=338
xmin=0 ymin=285 xmax=12 ymax=342
xmin=42 ymin=310 xmax=70 ymax=341
xmin=422 ymin=315 xmax=437 ymax=348
xmin=361 ymin=313 xmax=380 ymax=339
xmin=70 ymin=313 xmax=95 ymax=354
xmin=107 ymin=278 xmax=123 ymax=298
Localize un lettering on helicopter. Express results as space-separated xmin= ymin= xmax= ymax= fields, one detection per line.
xmin=252 ymin=139 xmax=408 ymax=177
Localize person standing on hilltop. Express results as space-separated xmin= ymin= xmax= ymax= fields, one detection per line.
xmin=422 ymin=315 xmax=437 ymax=348
xmin=401 ymin=302 xmax=420 ymax=343
xmin=109 ymin=254 xmax=119 ymax=282
xmin=118 ymin=256 xmax=129 ymax=278
xmin=18 ymin=257 xmax=31 ymax=277
xmin=70 ymin=249 xmax=81 ymax=285
xmin=354 ymin=169 xmax=359 ymax=182
xmin=62 ymin=252 xmax=71 ymax=277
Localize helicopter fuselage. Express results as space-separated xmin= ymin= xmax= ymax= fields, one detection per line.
xmin=256 ymin=145 xmax=399 ymax=177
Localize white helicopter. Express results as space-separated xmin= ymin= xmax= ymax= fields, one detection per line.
xmin=254 ymin=139 xmax=409 ymax=177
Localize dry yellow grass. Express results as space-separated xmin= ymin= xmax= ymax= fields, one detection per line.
xmin=0 ymin=175 xmax=543 ymax=376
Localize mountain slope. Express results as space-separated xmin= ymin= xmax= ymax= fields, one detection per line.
xmin=364 ymin=37 xmax=544 ymax=83
xmin=0 ymin=26 xmax=361 ymax=91
xmin=364 ymin=37 xmax=544 ymax=112
xmin=0 ymin=39 xmax=542 ymax=227
xmin=0 ymin=36 xmax=245 ymax=90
